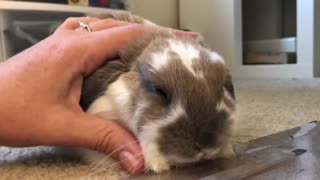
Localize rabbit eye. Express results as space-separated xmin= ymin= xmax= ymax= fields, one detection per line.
xmin=153 ymin=85 xmax=168 ymax=100
xmin=141 ymin=79 xmax=170 ymax=101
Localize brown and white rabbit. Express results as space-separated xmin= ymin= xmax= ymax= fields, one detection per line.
xmin=79 ymin=12 xmax=237 ymax=173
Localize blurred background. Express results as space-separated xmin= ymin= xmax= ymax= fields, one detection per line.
xmin=0 ymin=0 xmax=319 ymax=79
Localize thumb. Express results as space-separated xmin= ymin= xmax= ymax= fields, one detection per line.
xmin=69 ymin=113 xmax=144 ymax=174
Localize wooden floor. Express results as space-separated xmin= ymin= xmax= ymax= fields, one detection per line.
xmin=128 ymin=121 xmax=320 ymax=180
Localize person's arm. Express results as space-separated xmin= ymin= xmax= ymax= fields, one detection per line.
xmin=0 ymin=17 xmax=196 ymax=174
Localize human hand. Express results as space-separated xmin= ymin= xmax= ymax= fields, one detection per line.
xmin=0 ymin=17 xmax=197 ymax=174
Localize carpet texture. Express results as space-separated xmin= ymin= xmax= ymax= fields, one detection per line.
xmin=1 ymin=79 xmax=320 ymax=179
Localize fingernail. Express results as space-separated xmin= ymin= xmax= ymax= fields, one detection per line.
xmin=119 ymin=151 xmax=139 ymax=172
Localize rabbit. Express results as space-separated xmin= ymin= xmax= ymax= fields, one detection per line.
xmin=78 ymin=12 xmax=237 ymax=173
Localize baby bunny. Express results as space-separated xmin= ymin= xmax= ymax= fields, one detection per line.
xmin=79 ymin=12 xmax=237 ymax=173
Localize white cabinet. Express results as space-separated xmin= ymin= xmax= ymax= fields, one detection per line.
xmin=0 ymin=1 xmax=123 ymax=62
xmin=180 ymin=0 xmax=319 ymax=78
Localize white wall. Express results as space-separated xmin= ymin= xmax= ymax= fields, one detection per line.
xmin=179 ymin=0 xmax=236 ymax=67
xmin=296 ymin=0 xmax=314 ymax=77
xmin=315 ymin=0 xmax=320 ymax=77
xmin=129 ymin=0 xmax=178 ymax=28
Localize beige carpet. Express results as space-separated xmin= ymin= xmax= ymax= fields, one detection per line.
xmin=1 ymin=79 xmax=320 ymax=179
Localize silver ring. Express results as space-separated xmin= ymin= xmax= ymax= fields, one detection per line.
xmin=79 ymin=21 xmax=92 ymax=32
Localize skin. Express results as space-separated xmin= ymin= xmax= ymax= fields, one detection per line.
xmin=0 ymin=17 xmax=197 ymax=174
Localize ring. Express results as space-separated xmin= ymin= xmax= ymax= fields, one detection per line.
xmin=79 ymin=21 xmax=92 ymax=32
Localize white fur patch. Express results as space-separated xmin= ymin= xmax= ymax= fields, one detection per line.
xmin=217 ymin=89 xmax=234 ymax=112
xmin=86 ymin=76 xmax=135 ymax=132
xmin=150 ymin=50 xmax=170 ymax=71
xmin=168 ymin=39 xmax=200 ymax=75
xmin=106 ymin=77 xmax=135 ymax=131
xmin=196 ymin=71 xmax=205 ymax=79
xmin=149 ymin=39 xmax=204 ymax=78
xmin=87 ymin=96 xmax=114 ymax=115
xmin=136 ymin=104 xmax=183 ymax=157
xmin=138 ymin=103 xmax=185 ymax=172
xmin=217 ymin=100 xmax=229 ymax=112
xmin=217 ymin=143 xmax=235 ymax=158
xmin=138 ymin=122 xmax=170 ymax=172
xmin=161 ymin=103 xmax=185 ymax=126
xmin=142 ymin=19 xmax=157 ymax=26
xmin=140 ymin=141 xmax=170 ymax=173
xmin=208 ymin=51 xmax=224 ymax=63
xmin=138 ymin=103 xmax=185 ymax=144
xmin=130 ymin=100 xmax=148 ymax=134
xmin=203 ymin=148 xmax=221 ymax=159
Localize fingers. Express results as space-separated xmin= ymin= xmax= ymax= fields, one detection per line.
xmin=83 ymin=19 xmax=130 ymax=32
xmin=172 ymin=29 xmax=198 ymax=39
xmin=57 ymin=16 xmax=131 ymax=33
xmin=80 ymin=23 xmax=145 ymax=75
xmin=57 ymin=17 xmax=100 ymax=31
xmin=55 ymin=16 xmax=198 ymax=77
xmin=66 ymin=113 xmax=144 ymax=174
xmin=80 ymin=24 xmax=199 ymax=75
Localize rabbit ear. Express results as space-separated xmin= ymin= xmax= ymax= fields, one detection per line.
xmin=80 ymin=60 xmax=129 ymax=110
xmin=194 ymin=33 xmax=211 ymax=48
xmin=120 ymin=29 xmax=173 ymax=64
xmin=224 ymin=69 xmax=236 ymax=100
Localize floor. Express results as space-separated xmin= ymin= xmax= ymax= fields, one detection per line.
xmin=233 ymin=78 xmax=320 ymax=143
xmin=0 ymin=79 xmax=320 ymax=179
